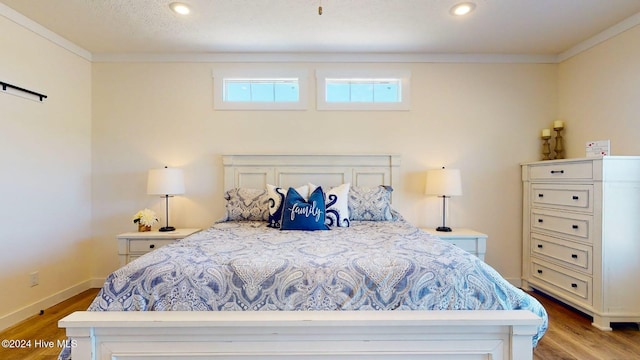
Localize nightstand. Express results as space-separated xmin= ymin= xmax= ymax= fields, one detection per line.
xmin=117 ymin=228 xmax=201 ymax=266
xmin=421 ymin=228 xmax=488 ymax=261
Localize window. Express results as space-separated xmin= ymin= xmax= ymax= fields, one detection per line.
xmin=224 ymin=79 xmax=299 ymax=103
xmin=325 ymin=79 xmax=400 ymax=103
xmin=213 ymin=69 xmax=308 ymax=110
xmin=317 ymin=70 xmax=410 ymax=111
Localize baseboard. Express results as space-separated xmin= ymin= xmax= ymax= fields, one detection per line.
xmin=506 ymin=277 xmax=522 ymax=288
xmin=89 ymin=277 xmax=106 ymax=288
xmin=0 ymin=277 xmax=105 ymax=332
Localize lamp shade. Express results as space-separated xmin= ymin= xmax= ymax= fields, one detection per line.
xmin=147 ymin=167 xmax=185 ymax=195
xmin=425 ymin=168 xmax=462 ymax=196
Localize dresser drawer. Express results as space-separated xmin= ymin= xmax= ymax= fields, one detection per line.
xmin=531 ymin=184 xmax=593 ymax=213
xmin=531 ymin=233 xmax=592 ymax=274
xmin=528 ymin=161 xmax=593 ymax=180
xmin=531 ymin=260 xmax=592 ymax=305
xmin=128 ymin=239 xmax=175 ymax=253
xmin=531 ymin=209 xmax=592 ymax=242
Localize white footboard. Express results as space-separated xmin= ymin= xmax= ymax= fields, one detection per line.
xmin=59 ymin=310 xmax=542 ymax=360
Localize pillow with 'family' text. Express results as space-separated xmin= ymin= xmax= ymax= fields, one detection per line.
xmin=280 ymin=186 xmax=329 ymax=231
xmin=266 ymin=184 xmax=309 ymax=228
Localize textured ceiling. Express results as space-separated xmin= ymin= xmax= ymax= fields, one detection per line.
xmin=2 ymin=0 xmax=640 ymax=56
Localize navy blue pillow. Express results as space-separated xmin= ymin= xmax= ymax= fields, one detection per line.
xmin=280 ymin=186 xmax=329 ymax=231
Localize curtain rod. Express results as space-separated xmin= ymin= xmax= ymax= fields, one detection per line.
xmin=0 ymin=81 xmax=47 ymax=101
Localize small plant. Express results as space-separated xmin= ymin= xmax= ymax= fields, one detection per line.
xmin=132 ymin=208 xmax=159 ymax=227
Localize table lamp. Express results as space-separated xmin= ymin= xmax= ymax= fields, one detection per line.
xmin=425 ymin=167 xmax=462 ymax=232
xmin=147 ymin=166 xmax=185 ymax=232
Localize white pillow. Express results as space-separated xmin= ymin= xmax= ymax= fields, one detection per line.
xmin=266 ymin=184 xmax=309 ymax=228
xmin=309 ymin=183 xmax=350 ymax=227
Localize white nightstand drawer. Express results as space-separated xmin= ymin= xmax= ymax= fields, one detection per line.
xmin=129 ymin=239 xmax=176 ymax=253
xmin=445 ymin=238 xmax=478 ymax=253
xmin=421 ymin=228 xmax=487 ymax=261
xmin=528 ymin=161 xmax=593 ymax=180
xmin=117 ymin=228 xmax=201 ymax=266
xmin=531 ymin=184 xmax=593 ymax=212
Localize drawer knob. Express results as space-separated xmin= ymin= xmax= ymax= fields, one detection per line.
xmin=571 ymin=254 xmax=578 ymax=259
xmin=550 ymin=170 xmax=565 ymax=174
xmin=537 ymin=269 xmax=543 ymax=274
xmin=572 ymin=225 xmax=579 ymax=229
xmin=537 ymin=244 xmax=543 ymax=248
xmin=538 ymin=193 xmax=544 ymax=198
xmin=572 ymin=195 xmax=579 ymax=200
xmin=538 ymin=219 xmax=544 ymax=223
xmin=571 ymin=283 xmax=578 ymax=288
xmin=149 ymin=244 xmax=155 ymax=249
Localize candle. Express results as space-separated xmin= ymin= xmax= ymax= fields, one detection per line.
xmin=541 ymin=128 xmax=551 ymax=137
xmin=553 ymin=120 xmax=564 ymax=129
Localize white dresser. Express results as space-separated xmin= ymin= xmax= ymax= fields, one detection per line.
xmin=521 ymin=157 xmax=640 ymax=330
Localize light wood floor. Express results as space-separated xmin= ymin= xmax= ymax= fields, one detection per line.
xmin=529 ymin=290 xmax=640 ymax=360
xmin=0 ymin=288 xmax=638 ymax=359
xmin=0 ymin=288 xmax=99 ymax=360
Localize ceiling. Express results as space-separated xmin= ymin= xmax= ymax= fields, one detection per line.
xmin=2 ymin=0 xmax=640 ymax=58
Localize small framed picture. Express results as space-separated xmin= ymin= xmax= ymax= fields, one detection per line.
xmin=586 ymin=140 xmax=610 ymax=157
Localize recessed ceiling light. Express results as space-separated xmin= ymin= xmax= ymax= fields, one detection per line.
xmin=450 ymin=2 xmax=476 ymax=16
xmin=170 ymin=2 xmax=191 ymax=15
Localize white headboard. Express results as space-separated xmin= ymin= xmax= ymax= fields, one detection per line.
xmin=222 ymin=154 xmax=401 ymax=192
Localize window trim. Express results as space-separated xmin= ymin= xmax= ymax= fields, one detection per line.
xmin=213 ymin=69 xmax=308 ymax=110
xmin=316 ymin=69 xmax=411 ymax=111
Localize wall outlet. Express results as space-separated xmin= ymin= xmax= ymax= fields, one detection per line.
xmin=29 ymin=271 xmax=39 ymax=287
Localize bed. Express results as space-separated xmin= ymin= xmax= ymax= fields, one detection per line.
xmin=59 ymin=154 xmax=547 ymax=360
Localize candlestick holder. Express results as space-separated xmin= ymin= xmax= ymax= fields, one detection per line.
xmin=553 ymin=126 xmax=564 ymax=159
xmin=541 ymin=135 xmax=552 ymax=160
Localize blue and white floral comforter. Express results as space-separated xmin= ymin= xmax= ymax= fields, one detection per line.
xmin=60 ymin=219 xmax=547 ymax=359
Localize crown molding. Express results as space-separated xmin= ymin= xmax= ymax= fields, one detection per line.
xmin=558 ymin=11 xmax=640 ymax=62
xmin=0 ymin=3 xmax=92 ymax=61
xmin=92 ymin=52 xmax=558 ymax=64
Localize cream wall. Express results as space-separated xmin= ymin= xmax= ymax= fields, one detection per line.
xmin=91 ymin=62 xmax=557 ymax=282
xmin=558 ymin=24 xmax=640 ymax=156
xmin=0 ymin=15 xmax=92 ymax=329
xmin=6 ymin=4 xmax=638 ymax=334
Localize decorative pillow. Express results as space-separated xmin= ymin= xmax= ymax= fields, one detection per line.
xmin=348 ymin=185 xmax=393 ymax=221
xmin=309 ymin=183 xmax=350 ymax=227
xmin=280 ymin=186 xmax=329 ymax=231
xmin=224 ymin=188 xmax=269 ymax=221
xmin=266 ymin=184 xmax=309 ymax=228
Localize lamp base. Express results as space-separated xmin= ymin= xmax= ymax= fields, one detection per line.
xmin=436 ymin=226 xmax=452 ymax=232
xmin=159 ymin=226 xmax=176 ymax=232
